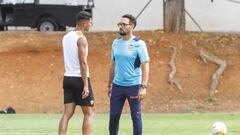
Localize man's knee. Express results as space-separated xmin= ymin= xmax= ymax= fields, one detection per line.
xmin=110 ymin=113 xmax=121 ymax=123
xmin=82 ymin=107 xmax=94 ymax=118
xmin=62 ymin=109 xmax=75 ymax=119
xmin=110 ymin=110 xmax=122 ymax=117
xmin=131 ymin=111 xmax=142 ymax=121
xmin=62 ymin=112 xmax=73 ymax=119
xmin=84 ymin=111 xmax=94 ymax=118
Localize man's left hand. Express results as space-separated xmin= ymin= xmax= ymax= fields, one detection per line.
xmin=82 ymin=86 xmax=89 ymax=99
xmin=138 ymin=87 xmax=146 ymax=100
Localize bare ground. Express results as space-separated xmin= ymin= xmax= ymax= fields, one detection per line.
xmin=0 ymin=31 xmax=239 ymax=113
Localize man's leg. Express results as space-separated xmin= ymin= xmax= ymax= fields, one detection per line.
xmin=81 ymin=106 xmax=94 ymax=135
xmin=58 ymin=103 xmax=76 ymax=135
xmin=127 ymin=86 xmax=142 ymax=135
xmin=109 ymin=85 xmax=126 ymax=135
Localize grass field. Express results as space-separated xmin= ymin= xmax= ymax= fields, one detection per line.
xmin=0 ymin=113 xmax=239 ymax=135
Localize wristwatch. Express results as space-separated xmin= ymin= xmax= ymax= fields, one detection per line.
xmin=140 ymin=84 xmax=147 ymax=89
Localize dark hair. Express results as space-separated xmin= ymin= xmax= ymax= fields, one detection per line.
xmin=122 ymin=14 xmax=137 ymax=28
xmin=76 ymin=11 xmax=92 ymax=23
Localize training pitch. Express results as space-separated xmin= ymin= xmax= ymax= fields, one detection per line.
xmin=0 ymin=113 xmax=239 ymax=135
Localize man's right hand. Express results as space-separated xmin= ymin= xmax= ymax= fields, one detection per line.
xmin=108 ymin=86 xmax=112 ymax=98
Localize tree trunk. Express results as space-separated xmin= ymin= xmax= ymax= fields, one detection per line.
xmin=164 ymin=0 xmax=185 ymax=33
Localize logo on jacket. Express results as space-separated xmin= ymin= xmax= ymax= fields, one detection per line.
xmin=128 ymin=44 xmax=133 ymax=51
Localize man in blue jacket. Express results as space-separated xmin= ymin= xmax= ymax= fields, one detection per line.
xmin=108 ymin=14 xmax=150 ymax=135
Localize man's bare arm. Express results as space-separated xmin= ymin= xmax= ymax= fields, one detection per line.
xmin=141 ymin=61 xmax=149 ymax=87
xmin=108 ymin=60 xmax=115 ymax=97
xmin=136 ymin=61 xmax=149 ymax=100
xmin=77 ymin=36 xmax=89 ymax=98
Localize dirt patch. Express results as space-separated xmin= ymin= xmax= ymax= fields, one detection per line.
xmin=0 ymin=31 xmax=239 ymax=113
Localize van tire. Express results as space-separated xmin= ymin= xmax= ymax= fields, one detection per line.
xmin=37 ymin=17 xmax=58 ymax=32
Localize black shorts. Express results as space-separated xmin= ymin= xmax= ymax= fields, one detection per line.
xmin=63 ymin=76 xmax=94 ymax=106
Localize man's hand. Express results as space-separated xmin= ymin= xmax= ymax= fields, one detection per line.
xmin=138 ymin=87 xmax=146 ymax=100
xmin=108 ymin=86 xmax=112 ymax=98
xmin=82 ymin=86 xmax=89 ymax=99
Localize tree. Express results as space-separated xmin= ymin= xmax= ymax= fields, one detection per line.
xmin=164 ymin=0 xmax=185 ymax=33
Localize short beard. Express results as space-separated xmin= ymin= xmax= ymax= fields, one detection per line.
xmin=119 ymin=30 xmax=128 ymax=36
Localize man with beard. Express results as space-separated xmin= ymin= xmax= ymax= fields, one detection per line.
xmin=107 ymin=14 xmax=150 ymax=135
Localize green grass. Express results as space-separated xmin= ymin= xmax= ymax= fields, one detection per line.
xmin=0 ymin=113 xmax=239 ymax=135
